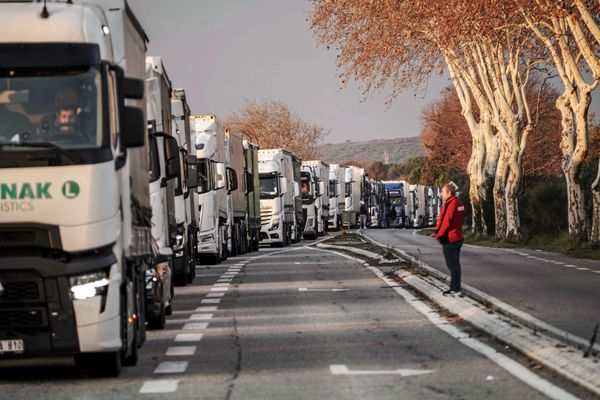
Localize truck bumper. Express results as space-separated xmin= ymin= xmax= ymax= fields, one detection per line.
xmin=259 ymin=227 xmax=283 ymax=244
xmin=0 ymin=250 xmax=121 ymax=357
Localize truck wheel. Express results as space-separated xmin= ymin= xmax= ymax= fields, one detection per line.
xmin=148 ymin=302 xmax=166 ymax=330
xmin=122 ymin=330 xmax=139 ymax=366
xmin=75 ymin=351 xmax=122 ymax=377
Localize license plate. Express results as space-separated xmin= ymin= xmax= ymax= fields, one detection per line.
xmin=0 ymin=339 xmax=24 ymax=354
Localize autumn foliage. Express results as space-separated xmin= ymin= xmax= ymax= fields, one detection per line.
xmin=226 ymin=99 xmax=328 ymax=160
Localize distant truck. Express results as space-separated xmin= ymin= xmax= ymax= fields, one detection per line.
xmin=0 ymin=0 xmax=150 ymax=376
xmin=259 ymin=149 xmax=296 ymax=246
xmin=243 ymin=140 xmax=261 ymax=251
xmin=343 ymin=166 xmax=362 ymax=227
xmin=383 ymin=181 xmax=406 ymax=227
xmin=192 ymin=115 xmax=228 ymax=264
xmin=303 ymin=160 xmax=330 ymax=236
xmin=291 ymin=154 xmax=304 ymax=243
xmin=328 ymin=164 xmax=345 ymax=231
xmin=225 ymin=129 xmax=246 ymax=256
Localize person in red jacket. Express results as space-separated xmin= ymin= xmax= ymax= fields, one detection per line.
xmin=435 ymin=182 xmax=465 ymax=295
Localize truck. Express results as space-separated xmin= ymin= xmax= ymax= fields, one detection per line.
xmin=192 ymin=115 xmax=228 ymax=264
xmin=383 ymin=181 xmax=406 ymax=227
xmin=291 ymin=154 xmax=304 ymax=243
xmin=0 ymin=0 xmax=151 ymax=376
xmin=145 ymin=56 xmax=176 ymax=328
xmin=243 ymin=140 xmax=261 ymax=252
xmin=343 ymin=166 xmax=362 ymax=228
xmin=328 ymin=164 xmax=345 ymax=231
xmin=225 ymin=129 xmax=245 ymax=256
xmin=302 ymin=160 xmax=329 ymax=237
xmin=258 ymin=149 xmax=296 ymax=246
xmin=301 ymin=164 xmax=318 ymax=239
xmin=170 ymin=88 xmax=199 ymax=284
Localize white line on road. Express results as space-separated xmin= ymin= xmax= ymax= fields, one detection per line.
xmin=174 ymin=333 xmax=204 ymax=342
xmin=211 ymin=287 xmax=229 ymax=292
xmin=298 ymin=288 xmax=349 ymax=292
xmin=564 ymin=264 xmax=578 ymax=268
xmin=183 ymin=322 xmax=209 ymax=330
xmin=166 ymin=346 xmax=197 ymax=356
xmin=189 ymin=313 xmax=213 ymax=321
xmin=329 ymin=364 xmax=434 ymax=377
xmin=195 ymin=306 xmax=218 ymax=312
xmin=154 ymin=361 xmax=189 ymax=374
xmin=214 ymin=283 xmax=230 ymax=287
xmin=201 ymin=299 xmax=221 ymax=304
xmin=206 ymin=292 xmax=225 ymax=298
xmin=139 ymin=380 xmax=179 ymax=394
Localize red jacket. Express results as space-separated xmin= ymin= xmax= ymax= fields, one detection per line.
xmin=435 ymin=195 xmax=465 ymax=244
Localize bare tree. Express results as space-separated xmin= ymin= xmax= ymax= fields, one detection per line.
xmin=226 ymin=99 xmax=329 ymax=160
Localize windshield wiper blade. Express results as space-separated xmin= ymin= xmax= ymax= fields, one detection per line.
xmin=0 ymin=142 xmax=79 ymax=164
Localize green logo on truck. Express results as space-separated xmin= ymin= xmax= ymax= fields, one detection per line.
xmin=62 ymin=181 xmax=80 ymax=199
xmin=0 ymin=182 xmax=52 ymax=200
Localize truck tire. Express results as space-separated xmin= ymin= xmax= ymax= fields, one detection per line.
xmin=148 ymin=302 xmax=166 ymax=330
xmin=75 ymin=351 xmax=122 ymax=378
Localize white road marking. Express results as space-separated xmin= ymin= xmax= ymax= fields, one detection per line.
xmin=202 ymin=299 xmax=221 ymax=304
xmin=577 ymin=267 xmax=590 ymax=271
xmin=189 ymin=313 xmax=213 ymax=321
xmin=298 ymin=288 xmax=349 ymax=292
xmin=211 ymin=287 xmax=229 ymax=292
xmin=174 ymin=333 xmax=204 ymax=342
xmin=195 ymin=306 xmax=218 ymax=312
xmin=214 ymin=283 xmax=230 ymax=287
xmin=154 ymin=361 xmax=188 ymax=374
xmin=592 ymin=271 xmax=600 ymax=274
xmin=329 ymin=364 xmax=433 ymax=377
xmin=564 ymin=264 xmax=578 ymax=268
xmin=183 ymin=322 xmax=209 ymax=330
xmin=139 ymin=380 xmax=179 ymax=394
xmin=166 ymin=346 xmax=196 ymax=356
xmin=207 ymin=292 xmax=226 ymax=298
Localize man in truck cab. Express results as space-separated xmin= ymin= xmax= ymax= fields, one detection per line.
xmin=41 ymin=85 xmax=91 ymax=143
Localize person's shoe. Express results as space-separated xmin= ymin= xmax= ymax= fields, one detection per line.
xmin=442 ymin=289 xmax=460 ymax=296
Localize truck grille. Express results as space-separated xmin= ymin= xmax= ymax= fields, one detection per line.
xmin=0 ymin=309 xmax=46 ymax=328
xmin=260 ymin=207 xmax=272 ymax=225
xmin=0 ymin=281 xmax=40 ymax=303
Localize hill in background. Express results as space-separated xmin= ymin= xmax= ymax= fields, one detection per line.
xmin=317 ymin=137 xmax=425 ymax=164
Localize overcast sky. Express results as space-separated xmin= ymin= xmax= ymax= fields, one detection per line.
xmin=128 ymin=0 xmax=449 ymax=144
xmin=129 ymin=0 xmax=599 ymax=144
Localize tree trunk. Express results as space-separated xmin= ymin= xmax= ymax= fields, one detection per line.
xmin=591 ymin=159 xmax=600 ymax=244
xmin=504 ymin=153 xmax=522 ymax=242
xmin=557 ymin=94 xmax=589 ymax=243
xmin=493 ymin=147 xmax=509 ymax=239
xmin=468 ymin=132 xmax=485 ymax=236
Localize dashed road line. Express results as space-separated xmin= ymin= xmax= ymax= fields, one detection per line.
xmin=189 ymin=313 xmax=214 ymax=321
xmin=174 ymin=333 xmax=204 ymax=342
xmin=202 ymin=299 xmax=221 ymax=304
xmin=195 ymin=306 xmax=218 ymax=312
xmin=183 ymin=322 xmax=209 ymax=330
xmin=139 ymin=380 xmax=179 ymax=394
xmin=154 ymin=361 xmax=189 ymax=374
xmin=166 ymin=346 xmax=197 ymax=356
xmin=207 ymin=292 xmax=226 ymax=298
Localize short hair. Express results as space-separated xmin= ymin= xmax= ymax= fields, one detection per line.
xmin=443 ymin=181 xmax=458 ymax=196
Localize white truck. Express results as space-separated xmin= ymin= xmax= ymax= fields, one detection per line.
xmin=192 ymin=115 xmax=228 ymax=264
xmin=0 ymin=0 xmax=151 ymax=376
xmin=301 ymin=164 xmax=318 ymax=239
xmin=302 ymin=160 xmax=329 ymax=237
xmin=243 ymin=140 xmax=261 ymax=251
xmin=145 ymin=56 xmax=176 ymax=328
xmin=259 ymin=149 xmax=295 ymax=246
xmin=343 ymin=166 xmax=362 ymax=228
xmin=225 ymin=129 xmax=246 ymax=256
xmin=170 ymin=88 xmax=199 ymax=284
xmin=328 ymin=164 xmax=345 ymax=231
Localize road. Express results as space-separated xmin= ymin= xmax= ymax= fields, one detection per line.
xmin=0 ymin=241 xmax=577 ymax=399
xmin=363 ymin=228 xmax=600 ymax=343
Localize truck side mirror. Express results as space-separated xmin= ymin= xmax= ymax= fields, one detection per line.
xmin=164 ymin=136 xmax=181 ymax=180
xmin=227 ymin=167 xmax=238 ymax=192
xmin=279 ymin=178 xmax=288 ymax=196
xmin=121 ymin=106 xmax=145 ymax=148
xmin=120 ymin=77 xmax=144 ymax=99
xmin=215 ymin=163 xmax=226 ymax=190
xmin=245 ymin=171 xmax=254 ymax=194
xmin=184 ymin=154 xmax=198 ymax=189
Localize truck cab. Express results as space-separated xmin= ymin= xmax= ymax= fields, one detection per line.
xmin=301 ymin=165 xmax=318 ymax=239
xmin=328 ymin=164 xmax=345 ymax=231
xmin=0 ymin=0 xmax=150 ymax=376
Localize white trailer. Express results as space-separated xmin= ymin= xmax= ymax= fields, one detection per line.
xmin=0 ymin=0 xmax=151 ymax=376
xmin=302 ymin=160 xmax=329 ymax=236
xmin=328 ymin=164 xmax=345 ymax=231
xmin=343 ymin=166 xmax=362 ymax=227
xmin=225 ymin=129 xmax=247 ymax=256
xmin=258 ymin=149 xmax=295 ymax=246
xmin=170 ymin=88 xmax=199 ymax=284
xmin=192 ymin=115 xmax=228 ymax=264
xmin=301 ymin=164 xmax=318 ymax=239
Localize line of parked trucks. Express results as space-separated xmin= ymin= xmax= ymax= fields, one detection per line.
xmin=0 ymin=0 xmax=445 ymax=378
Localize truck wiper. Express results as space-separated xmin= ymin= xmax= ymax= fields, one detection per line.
xmin=0 ymin=142 xmax=79 ymax=164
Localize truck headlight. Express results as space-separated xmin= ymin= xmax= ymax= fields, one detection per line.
xmin=69 ymin=271 xmax=110 ymax=300
xmin=269 ymin=222 xmax=279 ymax=231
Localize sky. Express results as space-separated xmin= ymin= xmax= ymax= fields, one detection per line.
xmin=128 ymin=0 xmax=449 ymax=144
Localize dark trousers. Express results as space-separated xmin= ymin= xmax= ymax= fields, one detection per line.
xmin=442 ymin=241 xmax=463 ymax=291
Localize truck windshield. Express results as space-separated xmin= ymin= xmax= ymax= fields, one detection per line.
xmin=301 ymin=172 xmax=312 ymax=200
xmin=0 ymin=66 xmax=104 ymax=159
xmin=197 ymin=158 xmax=212 ymax=194
xmin=345 ymin=182 xmax=352 ymax=197
xmin=259 ymin=175 xmax=279 ymax=199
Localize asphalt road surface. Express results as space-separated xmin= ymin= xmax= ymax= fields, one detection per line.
xmin=363 ymin=228 xmax=600 ymax=343
xmin=0 ymin=241 xmax=579 ymax=399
